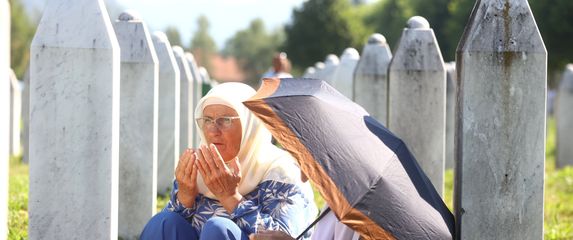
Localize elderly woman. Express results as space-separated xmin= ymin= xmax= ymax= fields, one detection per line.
xmin=141 ymin=82 xmax=317 ymax=240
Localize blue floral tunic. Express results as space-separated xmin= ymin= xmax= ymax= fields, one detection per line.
xmin=164 ymin=177 xmax=317 ymax=238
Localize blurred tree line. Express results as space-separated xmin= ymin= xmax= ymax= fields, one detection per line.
xmin=282 ymin=0 xmax=573 ymax=87
xmin=10 ymin=0 xmax=36 ymax=79
xmin=9 ymin=0 xmax=573 ymax=87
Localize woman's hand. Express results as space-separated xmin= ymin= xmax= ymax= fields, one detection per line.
xmin=196 ymin=144 xmax=243 ymax=213
xmin=175 ymin=148 xmax=199 ymax=208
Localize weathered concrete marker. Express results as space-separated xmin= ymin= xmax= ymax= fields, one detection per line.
xmin=113 ymin=10 xmax=158 ymax=239
xmin=152 ymin=31 xmax=180 ymax=195
xmin=388 ymin=16 xmax=446 ymax=195
xmin=455 ymin=0 xmax=546 ymax=238
xmin=556 ymin=64 xmax=573 ymax=168
xmin=354 ymin=33 xmax=392 ymax=125
xmin=29 ymin=0 xmax=120 ymax=238
xmin=1 ymin=0 xmax=10 ymax=238
xmin=331 ymin=48 xmax=359 ymax=99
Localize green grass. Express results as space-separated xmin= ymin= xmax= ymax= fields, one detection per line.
xmin=8 ymin=155 xmax=28 ymax=240
xmin=8 ymin=117 xmax=573 ymax=239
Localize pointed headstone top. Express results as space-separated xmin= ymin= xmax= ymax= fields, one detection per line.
xmin=407 ymin=16 xmax=430 ymax=29
xmin=341 ymin=48 xmax=360 ymax=61
xmin=368 ymin=33 xmax=387 ymax=44
xmin=324 ymin=54 xmax=339 ymax=67
xmin=118 ymin=9 xmax=141 ymax=22
xmin=152 ymin=31 xmax=169 ymax=43
xmin=172 ymin=45 xmax=184 ymax=56
xmin=305 ymin=67 xmax=316 ymax=74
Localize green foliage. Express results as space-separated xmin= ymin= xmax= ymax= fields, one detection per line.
xmin=283 ymin=0 xmax=369 ymax=71
xmin=443 ymin=0 xmax=475 ymax=61
xmin=190 ymin=15 xmax=217 ymax=73
xmin=529 ymin=0 xmax=573 ymax=87
xmin=363 ymin=0 xmax=414 ymax=53
xmin=10 ymin=0 xmax=36 ymax=79
xmin=156 ymin=192 xmax=170 ymax=213
xmin=545 ymin=118 xmax=573 ymax=239
xmin=223 ymin=18 xmax=285 ymax=87
xmin=164 ymin=26 xmax=183 ymax=48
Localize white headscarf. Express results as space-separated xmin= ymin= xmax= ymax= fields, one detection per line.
xmin=194 ymin=82 xmax=296 ymax=199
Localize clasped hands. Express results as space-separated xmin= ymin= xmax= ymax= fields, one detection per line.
xmin=175 ymin=144 xmax=243 ymax=213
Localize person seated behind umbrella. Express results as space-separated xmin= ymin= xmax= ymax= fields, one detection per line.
xmin=140 ymin=82 xmax=317 ymax=240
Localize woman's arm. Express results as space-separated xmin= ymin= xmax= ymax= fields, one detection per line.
xmin=231 ymin=180 xmax=316 ymax=237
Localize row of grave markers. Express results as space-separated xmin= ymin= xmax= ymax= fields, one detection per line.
xmin=302 ymin=1 xmax=546 ymax=239
xmin=1 ymin=0 xmax=213 ymax=238
xmin=1 ymin=0 xmax=568 ymax=239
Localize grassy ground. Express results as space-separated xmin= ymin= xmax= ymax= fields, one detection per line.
xmin=9 ymin=117 xmax=573 ymax=239
xmin=7 ymin=155 xmax=28 ymax=240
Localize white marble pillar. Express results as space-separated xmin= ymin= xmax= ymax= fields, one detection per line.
xmin=172 ymin=46 xmax=193 ymax=153
xmin=21 ymin=68 xmax=29 ymax=164
xmin=455 ymin=0 xmax=546 ymax=238
xmin=388 ymin=16 xmax=446 ymax=195
xmin=303 ymin=66 xmax=316 ymax=78
xmin=152 ymin=31 xmax=180 ymax=195
xmin=556 ymin=64 xmax=573 ymax=168
xmin=331 ymin=48 xmax=359 ymax=99
xmin=445 ymin=62 xmax=456 ymax=169
xmin=313 ymin=62 xmax=325 ymax=80
xmin=1 ymin=0 xmax=10 ymax=238
xmin=185 ymin=52 xmax=202 ymax=148
xmin=113 ymin=10 xmax=158 ymax=239
xmin=354 ymin=33 xmax=392 ymax=125
xmin=9 ymin=70 xmax=22 ymax=157
xmin=322 ymin=54 xmax=339 ymax=84
xmin=29 ymin=0 xmax=120 ymax=238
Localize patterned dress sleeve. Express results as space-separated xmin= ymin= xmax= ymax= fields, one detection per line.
xmin=230 ymin=180 xmax=315 ymax=237
xmin=163 ymin=179 xmax=198 ymax=219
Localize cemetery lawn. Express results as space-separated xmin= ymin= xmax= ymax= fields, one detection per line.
xmin=9 ymin=117 xmax=573 ymax=239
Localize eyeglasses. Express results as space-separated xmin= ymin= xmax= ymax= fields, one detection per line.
xmin=196 ymin=116 xmax=240 ymax=130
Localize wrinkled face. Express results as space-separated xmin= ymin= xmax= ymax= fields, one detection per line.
xmin=201 ymin=105 xmax=242 ymax=162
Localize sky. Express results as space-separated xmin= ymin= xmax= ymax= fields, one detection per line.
xmin=24 ymin=0 xmax=307 ymax=50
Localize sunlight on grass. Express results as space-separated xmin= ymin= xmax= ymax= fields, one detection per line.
xmin=8 ymin=155 xmax=28 ymax=240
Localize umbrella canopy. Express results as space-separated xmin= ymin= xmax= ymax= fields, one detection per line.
xmin=243 ymin=78 xmax=454 ymax=240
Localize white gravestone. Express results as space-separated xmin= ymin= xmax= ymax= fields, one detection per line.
xmin=556 ymin=64 xmax=573 ymax=168
xmin=313 ymin=62 xmax=325 ymax=80
xmin=322 ymin=54 xmax=339 ymax=84
xmin=388 ymin=16 xmax=446 ymax=195
xmin=331 ymin=48 xmax=360 ymax=99
xmin=455 ymin=0 xmax=546 ymax=238
xmin=303 ymin=66 xmax=316 ymax=78
xmin=152 ymin=31 xmax=180 ymax=195
xmin=444 ymin=62 xmax=456 ymax=169
xmin=185 ymin=52 xmax=202 ymax=148
xmin=29 ymin=0 xmax=120 ymax=238
xmin=113 ymin=10 xmax=158 ymax=239
xmin=172 ymin=46 xmax=194 ymax=153
xmin=1 ymin=0 xmax=10 ymax=238
xmin=9 ymin=70 xmax=22 ymax=157
xmin=21 ymin=68 xmax=29 ymax=164
xmin=354 ymin=33 xmax=392 ymax=126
